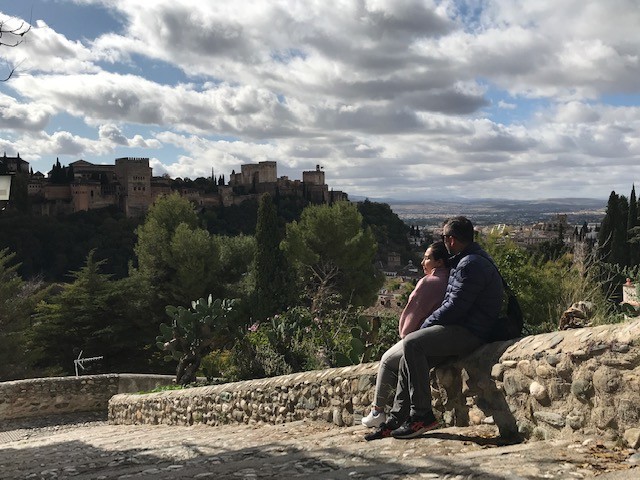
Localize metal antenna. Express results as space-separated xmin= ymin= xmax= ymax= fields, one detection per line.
xmin=74 ymin=350 xmax=104 ymax=376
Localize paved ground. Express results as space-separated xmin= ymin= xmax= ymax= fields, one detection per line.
xmin=1 ymin=413 xmax=639 ymax=479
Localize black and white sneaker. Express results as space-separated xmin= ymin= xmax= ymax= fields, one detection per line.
xmin=391 ymin=414 xmax=438 ymax=439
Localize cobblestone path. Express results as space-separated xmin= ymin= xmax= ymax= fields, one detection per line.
xmin=1 ymin=414 xmax=638 ymax=479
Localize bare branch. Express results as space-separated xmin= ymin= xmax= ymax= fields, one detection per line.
xmin=0 ymin=17 xmax=31 ymax=81
xmin=0 ymin=20 xmax=31 ymax=47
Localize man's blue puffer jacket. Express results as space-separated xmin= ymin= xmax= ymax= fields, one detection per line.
xmin=421 ymin=242 xmax=504 ymax=341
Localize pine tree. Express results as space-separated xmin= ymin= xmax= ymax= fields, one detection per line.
xmin=282 ymin=201 xmax=384 ymax=308
xmin=29 ymin=251 xmax=157 ymax=374
xmin=0 ymin=249 xmax=48 ymax=380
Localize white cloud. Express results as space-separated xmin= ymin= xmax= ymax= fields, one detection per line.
xmin=0 ymin=0 xmax=639 ymax=200
xmin=98 ymin=123 xmax=162 ymax=148
xmin=0 ymin=93 xmax=53 ymax=130
xmin=0 ymin=17 xmax=100 ymax=75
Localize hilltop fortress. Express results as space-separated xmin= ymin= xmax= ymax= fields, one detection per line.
xmin=1 ymin=153 xmax=348 ymax=216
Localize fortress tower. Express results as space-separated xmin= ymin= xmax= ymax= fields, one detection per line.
xmin=302 ymin=165 xmax=325 ymax=186
xmin=230 ymin=161 xmax=277 ymax=186
xmin=115 ymin=157 xmax=152 ymax=216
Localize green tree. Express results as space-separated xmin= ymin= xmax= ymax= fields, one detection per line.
xmin=215 ymin=234 xmax=256 ymax=300
xmin=134 ymin=193 xmax=218 ymax=305
xmin=0 ymin=249 xmax=48 ymax=380
xmin=628 ymin=185 xmax=638 ymax=266
xmin=599 ymin=191 xmax=619 ymax=263
xmin=481 ymin=234 xmax=564 ymax=333
xmin=254 ymin=193 xmax=294 ymax=320
xmin=169 ymin=223 xmax=220 ymax=301
xmin=29 ymin=252 xmax=160 ymax=375
xmin=615 ymin=195 xmax=629 ymax=267
xmin=357 ymin=200 xmax=418 ymax=266
xmin=282 ymin=201 xmax=384 ymax=309
xmin=0 ymin=206 xmax=139 ymax=282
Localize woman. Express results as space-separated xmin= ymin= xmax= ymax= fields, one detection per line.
xmin=361 ymin=241 xmax=450 ymax=428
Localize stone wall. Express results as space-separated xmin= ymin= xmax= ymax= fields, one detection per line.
xmin=437 ymin=318 xmax=640 ymax=445
xmin=0 ymin=374 xmax=175 ymax=420
xmin=109 ymin=319 xmax=640 ymax=446
xmin=109 ymin=364 xmax=378 ymax=427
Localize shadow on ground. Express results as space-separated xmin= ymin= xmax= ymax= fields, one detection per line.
xmin=0 ymin=423 xmax=522 ymax=480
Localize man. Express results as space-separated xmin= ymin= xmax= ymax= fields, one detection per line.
xmin=366 ymin=216 xmax=504 ymax=440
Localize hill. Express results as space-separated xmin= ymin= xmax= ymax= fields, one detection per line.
xmin=388 ymin=198 xmax=606 ymax=227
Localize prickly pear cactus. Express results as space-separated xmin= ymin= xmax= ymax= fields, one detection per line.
xmin=335 ymin=314 xmax=380 ymax=366
xmin=157 ymin=295 xmax=238 ymax=385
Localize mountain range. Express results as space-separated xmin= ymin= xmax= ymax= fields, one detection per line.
xmin=372 ymin=197 xmax=607 ymax=227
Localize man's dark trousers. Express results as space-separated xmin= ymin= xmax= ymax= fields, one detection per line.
xmin=390 ymin=324 xmax=485 ymax=420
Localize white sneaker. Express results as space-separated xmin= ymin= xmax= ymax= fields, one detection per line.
xmin=361 ymin=408 xmax=386 ymax=428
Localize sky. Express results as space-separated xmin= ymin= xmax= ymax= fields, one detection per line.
xmin=0 ymin=0 xmax=639 ymax=201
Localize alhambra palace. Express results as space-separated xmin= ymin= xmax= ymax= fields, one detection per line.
xmin=1 ymin=153 xmax=348 ymax=216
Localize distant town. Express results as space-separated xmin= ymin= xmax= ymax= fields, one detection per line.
xmin=0 ymin=153 xmax=348 ymax=217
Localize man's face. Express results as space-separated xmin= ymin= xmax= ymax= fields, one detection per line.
xmin=442 ymin=230 xmax=455 ymax=254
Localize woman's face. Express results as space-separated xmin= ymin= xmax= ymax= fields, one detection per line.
xmin=421 ymin=247 xmax=439 ymax=275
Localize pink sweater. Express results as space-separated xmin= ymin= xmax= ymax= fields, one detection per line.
xmin=398 ymin=267 xmax=450 ymax=338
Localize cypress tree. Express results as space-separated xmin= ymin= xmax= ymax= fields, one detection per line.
xmin=598 ymin=191 xmax=618 ymax=262
xmin=628 ymin=185 xmax=639 ymax=266
xmin=254 ymin=193 xmax=293 ymax=320
xmin=613 ymin=195 xmax=629 ymax=266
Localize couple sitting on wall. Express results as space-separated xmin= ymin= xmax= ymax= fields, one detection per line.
xmin=363 ymin=216 xmax=504 ymax=440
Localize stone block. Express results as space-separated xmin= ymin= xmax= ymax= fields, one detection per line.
xmin=468 ymin=406 xmax=485 ymax=425
xmin=570 ymin=378 xmax=593 ymax=401
xmin=555 ymin=357 xmax=574 ymax=379
xmin=623 ymin=428 xmax=640 ymax=449
xmin=617 ymin=397 xmax=640 ymax=424
xmin=529 ymin=381 xmax=547 ymax=401
xmin=532 ymin=426 xmax=550 ymax=440
xmin=503 ymin=371 xmax=530 ymax=396
xmin=535 ymin=364 xmax=556 ymax=379
xmin=592 ymin=366 xmax=621 ymax=394
xmin=591 ymin=406 xmax=616 ymax=429
xmin=533 ymin=411 xmax=565 ymax=428
xmin=547 ymin=378 xmax=571 ymax=401
xmin=517 ymin=360 xmax=535 ymax=378
xmin=545 ymin=353 xmax=560 ymax=366
xmin=490 ymin=363 xmax=504 ymax=380
xmin=332 ymin=408 xmax=343 ymax=426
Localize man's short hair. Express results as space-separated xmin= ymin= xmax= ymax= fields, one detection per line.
xmin=443 ymin=216 xmax=474 ymax=243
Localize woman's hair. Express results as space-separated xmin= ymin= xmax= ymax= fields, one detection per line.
xmin=427 ymin=240 xmax=450 ymax=268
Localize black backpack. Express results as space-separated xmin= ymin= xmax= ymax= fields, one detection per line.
xmin=475 ymin=250 xmax=525 ymax=341
xmin=491 ymin=279 xmax=524 ymax=341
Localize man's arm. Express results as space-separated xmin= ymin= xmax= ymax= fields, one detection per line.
xmin=421 ymin=256 xmax=487 ymax=328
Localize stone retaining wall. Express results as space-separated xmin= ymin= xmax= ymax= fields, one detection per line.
xmin=0 ymin=374 xmax=175 ymax=420
xmin=439 ymin=318 xmax=640 ymax=445
xmin=109 ymin=364 xmax=379 ymax=428
xmin=109 ymin=319 xmax=640 ymax=446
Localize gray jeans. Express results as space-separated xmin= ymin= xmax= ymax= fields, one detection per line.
xmin=390 ymin=324 xmax=484 ymax=421
xmin=372 ymin=339 xmax=404 ymax=409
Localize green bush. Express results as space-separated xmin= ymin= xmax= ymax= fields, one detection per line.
xmin=220 ymin=304 xmax=403 ymax=379
xmin=481 ymin=233 xmax=615 ymax=333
